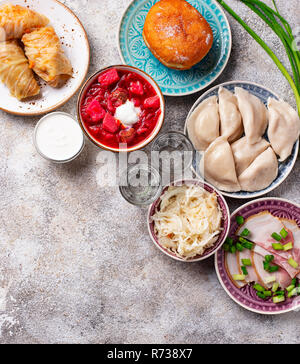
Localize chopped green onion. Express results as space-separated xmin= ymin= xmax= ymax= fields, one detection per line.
xmin=286 ymin=284 xmax=295 ymax=293
xmin=230 ymin=245 xmax=237 ymax=254
xmin=265 ymin=276 xmax=276 ymax=284
xmin=225 ymin=237 xmax=234 ymax=246
xmin=275 ymin=290 xmax=285 ymax=296
xmin=280 ymin=228 xmax=288 ymax=239
xmin=288 ymin=288 xmax=298 ymax=298
xmin=292 ymin=278 xmax=297 ymax=286
xmin=263 ymin=261 xmax=270 ymax=272
xmin=263 ymin=290 xmax=272 ymax=297
xmin=242 ymin=258 xmax=252 ymax=266
xmin=241 ymin=228 xmax=250 ymax=237
xmin=272 ymin=243 xmax=284 ymax=250
xmin=233 ymin=274 xmax=246 ymax=281
xmin=283 ymin=242 xmax=293 ymax=251
xmin=241 ymin=266 xmax=248 ymax=275
xmin=265 ymin=255 xmax=274 ymax=263
xmin=272 ymin=282 xmax=279 ymax=292
xmin=268 ymin=265 xmax=279 ymax=273
xmin=223 ymin=243 xmax=230 ymax=252
xmin=271 ymin=232 xmax=282 ymax=241
xmin=257 ymin=292 xmax=266 ymax=299
xmin=288 ymin=258 xmax=299 ymax=269
xmin=253 ymin=283 xmax=265 ymax=292
xmin=239 ymin=237 xmax=254 ymax=250
xmin=236 ymin=216 xmax=244 ymax=225
xmin=273 ymin=295 xmax=285 ymax=304
xmin=236 ymin=243 xmax=244 ymax=252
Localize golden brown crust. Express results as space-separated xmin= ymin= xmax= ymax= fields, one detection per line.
xmin=143 ymin=0 xmax=213 ymax=70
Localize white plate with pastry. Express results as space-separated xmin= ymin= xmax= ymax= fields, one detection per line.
xmin=0 ymin=0 xmax=90 ymax=116
xmin=184 ymin=81 xmax=300 ymax=199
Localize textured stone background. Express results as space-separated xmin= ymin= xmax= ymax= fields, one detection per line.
xmin=0 ymin=0 xmax=300 ymax=344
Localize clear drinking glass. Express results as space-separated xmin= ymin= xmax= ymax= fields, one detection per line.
xmin=119 ymin=164 xmax=162 ymax=206
xmin=150 ymin=131 xmax=194 ymax=184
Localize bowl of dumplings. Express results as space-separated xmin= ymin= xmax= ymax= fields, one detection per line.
xmin=184 ymin=81 xmax=300 ymax=199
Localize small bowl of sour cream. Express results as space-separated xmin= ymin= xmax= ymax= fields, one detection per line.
xmin=34 ymin=112 xmax=85 ymax=163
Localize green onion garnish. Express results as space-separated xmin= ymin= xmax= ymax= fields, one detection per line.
xmin=236 ymin=243 xmax=244 ymax=252
xmin=257 ymin=292 xmax=266 ymax=299
xmin=223 ymin=243 xmax=230 ymax=252
xmin=239 ymin=237 xmax=254 ymax=250
xmin=264 ymin=290 xmax=272 ymax=297
xmin=273 ymin=295 xmax=285 ymax=304
xmin=283 ymin=242 xmax=293 ymax=251
xmin=272 ymin=282 xmax=279 ymax=292
xmin=236 ymin=216 xmax=244 ymax=225
xmin=241 ymin=228 xmax=250 ymax=237
xmin=288 ymin=288 xmax=298 ymax=298
xmin=286 ymin=284 xmax=295 ymax=293
xmin=216 ymin=0 xmax=300 ymax=117
xmin=225 ymin=237 xmax=234 ymax=246
xmin=253 ymin=283 xmax=265 ymax=292
xmin=265 ymin=255 xmax=274 ymax=263
xmin=268 ymin=265 xmax=279 ymax=273
xmin=272 ymin=232 xmax=282 ymax=241
xmin=241 ymin=266 xmax=248 ymax=275
xmin=275 ymin=290 xmax=285 ymax=296
xmin=272 ymin=243 xmax=284 ymax=250
xmin=292 ymin=278 xmax=297 ymax=286
xmin=242 ymin=258 xmax=252 ymax=266
xmin=263 ymin=261 xmax=270 ymax=272
xmin=233 ymin=274 xmax=246 ymax=281
xmin=288 ymin=258 xmax=299 ymax=269
xmin=280 ymin=228 xmax=288 ymax=239
xmin=230 ymin=245 xmax=237 ymax=254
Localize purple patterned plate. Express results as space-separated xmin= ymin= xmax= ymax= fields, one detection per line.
xmin=147 ymin=179 xmax=230 ymax=262
xmin=215 ymin=198 xmax=300 ymax=315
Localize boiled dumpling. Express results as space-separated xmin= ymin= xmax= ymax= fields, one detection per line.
xmin=187 ymin=96 xmax=220 ymax=151
xmin=235 ymin=87 xmax=268 ymax=145
xmin=267 ymin=98 xmax=300 ymax=161
xmin=238 ymin=147 xmax=278 ymax=192
xmin=200 ymin=136 xmax=241 ymax=192
xmin=231 ymin=136 xmax=270 ymax=176
xmin=219 ymin=87 xmax=243 ymax=143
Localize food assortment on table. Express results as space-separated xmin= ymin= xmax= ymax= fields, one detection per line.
xmin=1 ymin=0 xmax=300 ymax=314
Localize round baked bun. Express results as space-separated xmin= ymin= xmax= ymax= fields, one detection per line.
xmin=143 ymin=0 xmax=214 ymax=70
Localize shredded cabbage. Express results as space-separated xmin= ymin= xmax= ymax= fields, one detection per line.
xmin=152 ymin=184 xmax=223 ymax=259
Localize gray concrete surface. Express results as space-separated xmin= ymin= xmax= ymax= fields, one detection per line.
xmin=0 ymin=0 xmax=300 ymax=344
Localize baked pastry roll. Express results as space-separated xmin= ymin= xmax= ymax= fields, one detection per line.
xmin=0 ymin=3 xmax=49 ymax=41
xmin=0 ymin=40 xmax=40 ymax=100
xmin=22 ymin=27 xmax=73 ymax=88
xmin=143 ymin=0 xmax=213 ymax=70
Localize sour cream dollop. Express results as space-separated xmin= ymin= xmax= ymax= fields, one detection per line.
xmin=115 ymin=100 xmax=141 ymax=126
xmin=34 ymin=112 xmax=84 ymax=162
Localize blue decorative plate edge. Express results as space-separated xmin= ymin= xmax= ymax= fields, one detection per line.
xmin=117 ymin=0 xmax=233 ymax=97
xmin=184 ymin=80 xmax=299 ymax=199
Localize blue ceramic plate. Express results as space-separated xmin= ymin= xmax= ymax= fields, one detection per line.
xmin=118 ymin=0 xmax=232 ymax=96
xmin=184 ymin=81 xmax=299 ymax=199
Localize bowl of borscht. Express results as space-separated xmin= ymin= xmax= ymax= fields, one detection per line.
xmin=77 ymin=65 xmax=165 ymax=152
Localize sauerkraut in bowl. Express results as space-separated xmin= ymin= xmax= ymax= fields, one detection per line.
xmin=148 ymin=180 xmax=230 ymax=261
